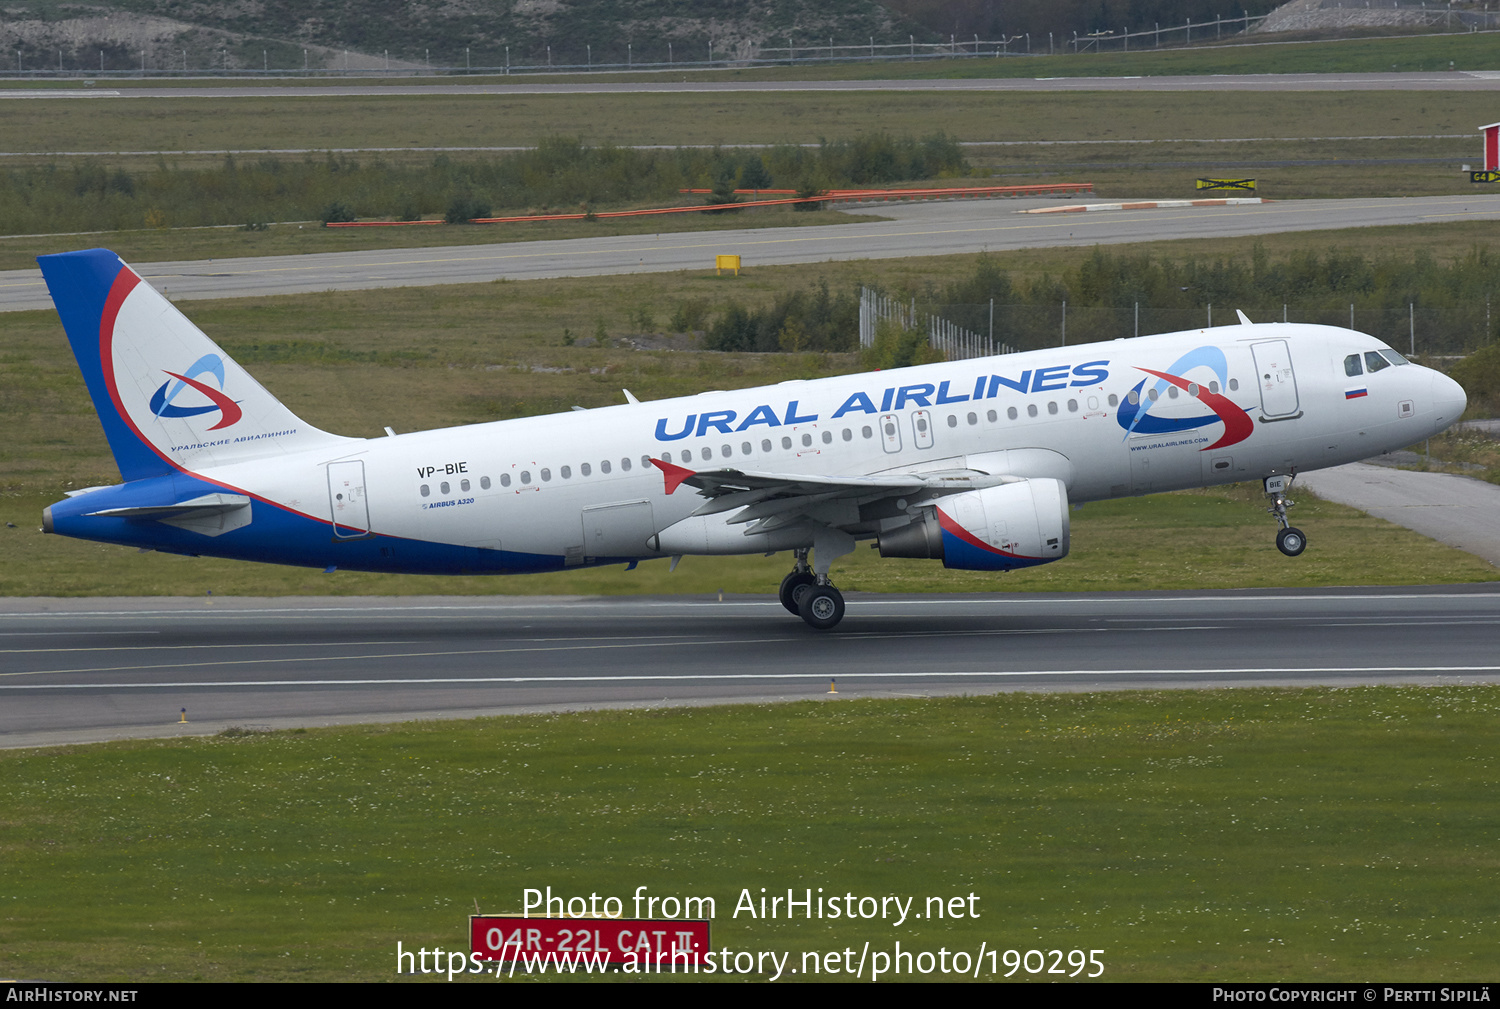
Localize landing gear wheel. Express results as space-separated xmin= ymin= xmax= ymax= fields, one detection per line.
xmin=779 ymin=571 xmax=817 ymax=615
xmin=1277 ymin=527 xmax=1307 ymax=557
xmin=798 ymin=585 xmax=845 ymax=630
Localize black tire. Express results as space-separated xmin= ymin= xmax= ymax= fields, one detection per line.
xmin=1277 ymin=527 xmax=1307 ymax=557
xmin=779 ymin=571 xmax=817 ymax=615
xmin=798 ymin=585 xmax=845 ymax=630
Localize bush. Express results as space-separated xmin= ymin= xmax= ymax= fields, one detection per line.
xmin=445 ymin=195 xmax=492 ymax=224
xmin=319 ymin=202 xmax=355 ymax=224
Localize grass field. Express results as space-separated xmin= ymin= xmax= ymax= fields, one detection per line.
xmin=4 ymin=686 xmax=1497 ymax=981
xmin=1 ymin=91 xmax=1491 ymax=154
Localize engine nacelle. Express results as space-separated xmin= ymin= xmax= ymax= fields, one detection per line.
xmin=878 ymin=478 xmax=1070 ymax=571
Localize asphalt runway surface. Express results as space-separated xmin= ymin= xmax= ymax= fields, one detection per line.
xmin=9 ymin=195 xmax=1500 ymax=311
xmin=5 ymin=72 xmax=1500 ymax=98
xmin=4 ymin=587 xmax=1499 ymax=748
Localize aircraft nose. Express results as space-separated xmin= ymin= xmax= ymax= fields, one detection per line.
xmin=1431 ymin=371 xmax=1467 ymax=425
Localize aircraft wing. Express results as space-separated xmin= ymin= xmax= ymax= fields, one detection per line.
xmin=650 ymin=458 xmax=1010 ymax=532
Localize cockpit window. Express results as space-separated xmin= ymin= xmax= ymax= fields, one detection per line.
xmin=1379 ymin=349 xmax=1410 ymax=366
xmin=1364 ymin=351 xmax=1391 ymax=374
xmin=1344 ymin=354 xmax=1363 ymax=377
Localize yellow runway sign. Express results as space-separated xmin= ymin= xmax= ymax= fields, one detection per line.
xmin=1196 ymin=178 xmax=1256 ymax=192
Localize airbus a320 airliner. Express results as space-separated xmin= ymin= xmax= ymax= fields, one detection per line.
xmin=39 ymin=249 xmax=1467 ymax=629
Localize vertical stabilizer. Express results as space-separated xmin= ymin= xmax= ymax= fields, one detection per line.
xmin=39 ymin=249 xmax=350 ymax=480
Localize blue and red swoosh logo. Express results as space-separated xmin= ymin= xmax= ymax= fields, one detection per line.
xmin=1116 ymin=346 xmax=1252 ymax=451
xmin=147 ymin=353 xmax=242 ymax=431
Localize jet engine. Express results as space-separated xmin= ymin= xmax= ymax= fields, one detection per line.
xmin=877 ymin=478 xmax=1070 ymax=571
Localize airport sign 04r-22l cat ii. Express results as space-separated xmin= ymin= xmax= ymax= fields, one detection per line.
xmin=38 ymin=249 xmax=1466 ymax=629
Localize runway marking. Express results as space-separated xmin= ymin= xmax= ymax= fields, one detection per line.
xmin=5 ymin=664 xmax=1500 ymax=690
xmin=0 ymin=627 xmax=1105 ymax=677
xmin=0 ymin=638 xmax=418 ymax=655
xmin=1 ymin=590 xmax=1497 ymax=623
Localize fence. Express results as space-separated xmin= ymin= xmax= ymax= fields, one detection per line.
xmin=865 ymin=294 xmax=1497 ymax=358
xmin=859 ymin=288 xmax=1019 ymax=362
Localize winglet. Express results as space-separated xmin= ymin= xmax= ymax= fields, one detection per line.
xmin=649 ymin=457 xmax=696 ymax=495
xmin=623 ymin=388 xmax=640 ymax=405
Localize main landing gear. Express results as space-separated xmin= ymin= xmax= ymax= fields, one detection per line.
xmin=1264 ymin=474 xmax=1307 ymax=557
xmin=779 ymin=547 xmax=846 ymax=630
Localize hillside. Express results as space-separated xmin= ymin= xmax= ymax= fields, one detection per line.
xmin=0 ymin=0 xmax=923 ymax=71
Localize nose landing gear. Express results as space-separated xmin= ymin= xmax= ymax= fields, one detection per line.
xmin=1264 ymin=474 xmax=1307 ymax=557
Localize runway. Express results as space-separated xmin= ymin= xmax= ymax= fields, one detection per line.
xmin=6 ymin=72 xmax=1500 ymax=98
xmin=4 ymin=587 xmax=1499 ymax=748
xmin=8 ymin=195 xmax=1500 ymax=311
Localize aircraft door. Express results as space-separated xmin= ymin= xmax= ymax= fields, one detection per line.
xmin=327 ymin=460 xmax=370 ymax=538
xmin=1251 ymin=340 xmax=1301 ymax=418
xmin=582 ymin=500 xmax=657 ymax=562
xmin=911 ymin=409 xmax=935 ymax=450
xmin=879 ymin=414 xmax=902 ymax=454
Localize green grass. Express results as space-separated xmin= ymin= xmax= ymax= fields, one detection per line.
xmin=4 ymin=686 xmax=1498 ymax=981
xmin=1 ymin=90 xmax=1492 ymax=153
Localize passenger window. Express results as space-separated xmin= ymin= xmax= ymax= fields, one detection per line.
xmin=440 ymin=481 xmax=450 ymax=494
xmin=967 ymin=412 xmax=977 ymax=425
xmin=801 ymin=433 xmax=813 ymax=447
xmin=762 ymin=439 xmax=773 ymax=452
xmin=539 ymin=469 xmax=551 ymax=482
xmin=559 ymin=466 xmax=570 ymax=479
xmin=862 ymin=426 xmax=873 ymax=439
xmin=915 ymin=417 xmax=928 ymax=434
xmin=480 ymin=476 xmax=491 ymax=490
xmin=1067 ymin=399 xmax=1078 ymax=413
xmin=1364 ymin=351 xmax=1391 ymax=373
xmin=580 ymin=463 xmax=591 ymax=477
xmin=1147 ymin=388 xmax=1159 ymax=402
xmin=822 ymin=430 xmax=832 ymax=444
xmin=620 ymin=457 xmax=631 ymax=471
xmin=1167 ymin=386 xmax=1179 ymax=399
xmin=1208 ymin=382 xmax=1219 ymax=394
xmin=1108 ymin=394 xmax=1119 ymax=407
xmin=601 ymin=460 xmax=611 ymax=474
xmin=521 ymin=471 xmax=531 ymax=485
xmin=1027 ymin=404 xmax=1038 ymax=418
xmin=702 ymin=447 xmax=712 ymax=460
xmin=1128 ymin=390 xmax=1140 ymax=405
xmin=420 ymin=484 xmax=430 ymax=497
xmin=1345 ymin=354 xmax=1363 ymax=377
xmin=742 ymin=442 xmax=752 ymax=454
xmin=1047 ymin=401 xmax=1059 ymax=415
xmin=500 ymin=473 xmax=512 ymax=487
xmin=641 ymin=455 xmax=651 ymax=469
xmin=1007 ymin=407 xmax=1018 ymax=420
xmin=946 ymin=414 xmax=958 ymax=428
xmin=461 ymin=478 xmax=471 ymax=491
xmin=722 ymin=444 xmax=732 ymax=457
xmin=1229 ymin=379 xmax=1239 ymax=391
xmin=842 ymin=428 xmax=852 ymax=441
xmin=986 ymin=410 xmax=997 ymax=422
xmin=782 ymin=437 xmax=792 ymax=449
